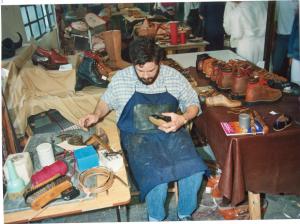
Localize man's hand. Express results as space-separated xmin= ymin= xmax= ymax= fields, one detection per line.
xmin=78 ymin=114 xmax=99 ymax=131
xmin=158 ymin=112 xmax=187 ymax=133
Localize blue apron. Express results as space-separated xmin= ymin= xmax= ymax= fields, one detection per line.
xmin=118 ymin=90 xmax=208 ymax=201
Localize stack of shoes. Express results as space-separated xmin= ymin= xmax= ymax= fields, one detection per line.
xmin=206 ymin=94 xmax=242 ymax=108
xmin=31 ymin=47 xmax=68 ymax=70
xmin=75 ymin=51 xmax=110 ymax=91
xmin=197 ymin=56 xmax=287 ymax=105
xmin=245 ymin=77 xmax=282 ymax=105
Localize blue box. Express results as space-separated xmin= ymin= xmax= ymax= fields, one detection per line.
xmin=74 ymin=146 xmax=99 ymax=172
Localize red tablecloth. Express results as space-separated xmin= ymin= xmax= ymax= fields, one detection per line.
xmin=190 ymin=67 xmax=300 ymax=205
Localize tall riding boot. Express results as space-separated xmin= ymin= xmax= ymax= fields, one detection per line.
xmin=102 ymin=30 xmax=130 ymax=70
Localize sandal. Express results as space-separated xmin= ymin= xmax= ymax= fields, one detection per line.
xmin=273 ymin=114 xmax=292 ymax=131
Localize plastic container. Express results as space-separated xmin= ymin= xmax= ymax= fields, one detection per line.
xmin=74 ymin=146 xmax=99 ymax=172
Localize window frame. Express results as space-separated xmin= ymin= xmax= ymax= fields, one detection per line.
xmin=20 ymin=5 xmax=56 ymax=41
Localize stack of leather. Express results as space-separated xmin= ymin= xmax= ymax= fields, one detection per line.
xmin=196 ymin=54 xmax=285 ymax=105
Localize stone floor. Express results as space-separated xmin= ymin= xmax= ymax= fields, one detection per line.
xmin=36 ymin=188 xmax=300 ymax=223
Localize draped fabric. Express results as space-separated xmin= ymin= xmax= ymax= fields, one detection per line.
xmin=2 ymin=44 xmax=115 ymax=137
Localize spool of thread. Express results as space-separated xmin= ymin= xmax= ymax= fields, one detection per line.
xmin=239 ymin=113 xmax=250 ymax=131
xmin=169 ymin=21 xmax=179 ymax=45
xmin=179 ymin=31 xmax=186 ymax=44
xmin=4 ymin=152 xmax=33 ymax=185
xmin=31 ymin=160 xmax=68 ymax=186
xmin=36 ymin=143 xmax=55 ymax=167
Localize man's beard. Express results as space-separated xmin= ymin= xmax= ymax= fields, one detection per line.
xmin=134 ymin=66 xmax=160 ymax=85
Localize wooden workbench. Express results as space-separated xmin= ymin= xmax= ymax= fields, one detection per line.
xmin=4 ymin=119 xmax=131 ymax=223
xmin=158 ymin=39 xmax=209 ymax=55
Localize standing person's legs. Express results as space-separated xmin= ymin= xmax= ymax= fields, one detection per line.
xmin=145 ymin=183 xmax=168 ymax=221
xmin=291 ymin=58 xmax=300 ymax=85
xmin=272 ymin=34 xmax=290 ymax=76
xmin=177 ymin=171 xmax=205 ymax=218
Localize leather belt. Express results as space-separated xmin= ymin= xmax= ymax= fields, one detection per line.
xmin=78 ymin=167 xmax=127 ymax=195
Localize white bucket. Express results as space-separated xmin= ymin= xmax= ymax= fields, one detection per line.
xmin=36 ymin=143 xmax=55 ymax=167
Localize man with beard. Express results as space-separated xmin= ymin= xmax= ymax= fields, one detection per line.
xmin=78 ymin=37 xmax=207 ymax=221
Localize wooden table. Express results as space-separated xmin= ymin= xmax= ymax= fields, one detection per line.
xmin=168 ymin=51 xmax=300 ymax=220
xmin=159 ymin=40 xmax=209 ymax=55
xmin=4 ymin=126 xmax=131 ymax=223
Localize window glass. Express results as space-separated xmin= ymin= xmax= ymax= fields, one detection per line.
xmin=31 ymin=22 xmax=41 ymax=38
xmin=25 ymin=26 xmax=31 ymax=41
xmin=42 ymin=5 xmax=47 ymax=15
xmin=27 ymin=6 xmax=37 ymax=21
xmin=39 ymin=19 xmax=45 ymax=33
xmin=20 ymin=5 xmax=55 ymax=40
xmin=47 ymin=5 xmax=53 ymax=13
xmin=50 ymin=14 xmax=55 ymax=27
xmin=36 ymin=5 xmax=43 ymax=18
xmin=20 ymin=7 xmax=28 ymax=24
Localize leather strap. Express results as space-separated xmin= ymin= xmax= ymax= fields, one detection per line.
xmin=78 ymin=167 xmax=127 ymax=195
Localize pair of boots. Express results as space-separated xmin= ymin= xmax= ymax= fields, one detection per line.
xmin=75 ymin=30 xmax=130 ymax=91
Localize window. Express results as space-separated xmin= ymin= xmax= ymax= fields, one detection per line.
xmin=20 ymin=5 xmax=56 ymax=41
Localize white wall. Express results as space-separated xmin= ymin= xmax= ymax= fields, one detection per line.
xmin=1 ymin=5 xmax=26 ymax=41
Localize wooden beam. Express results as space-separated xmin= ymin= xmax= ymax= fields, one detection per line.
xmin=248 ymin=191 xmax=261 ymax=219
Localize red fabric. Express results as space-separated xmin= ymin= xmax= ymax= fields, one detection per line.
xmin=189 ymin=67 xmax=300 ymax=206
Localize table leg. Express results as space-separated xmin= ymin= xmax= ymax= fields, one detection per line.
xmin=166 ymin=50 xmax=175 ymax=55
xmin=116 ymin=206 xmax=121 ymax=222
xmin=248 ymin=191 xmax=261 ymax=219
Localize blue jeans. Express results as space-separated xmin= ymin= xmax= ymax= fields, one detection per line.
xmin=272 ymin=34 xmax=290 ymax=76
xmin=146 ymin=171 xmax=204 ymax=221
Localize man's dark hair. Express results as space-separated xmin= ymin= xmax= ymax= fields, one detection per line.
xmin=129 ymin=37 xmax=165 ymax=65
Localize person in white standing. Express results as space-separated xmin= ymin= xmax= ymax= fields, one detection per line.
xmin=223 ymin=1 xmax=267 ymax=65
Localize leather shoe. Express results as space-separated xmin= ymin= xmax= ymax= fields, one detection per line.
xmin=206 ymin=94 xmax=242 ymax=108
xmin=36 ymin=47 xmax=68 ymax=64
xmin=31 ymin=52 xmax=60 ymax=70
xmin=273 ymin=114 xmax=292 ymax=131
xmin=245 ymin=78 xmax=282 ymax=105
xmin=231 ymin=73 xmax=249 ymax=97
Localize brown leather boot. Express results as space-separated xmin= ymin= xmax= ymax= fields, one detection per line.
xmin=245 ymin=78 xmax=282 ymax=104
xmin=217 ymin=66 xmax=233 ymax=90
xmin=202 ymin=58 xmax=217 ymax=78
xmin=206 ymin=94 xmax=242 ymax=107
xmin=231 ymin=72 xmax=249 ymax=97
xmin=101 ymin=30 xmax=131 ymax=70
xmin=211 ymin=61 xmax=225 ymax=82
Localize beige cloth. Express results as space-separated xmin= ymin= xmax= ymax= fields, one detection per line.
xmin=2 ymin=44 xmax=117 ymax=142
